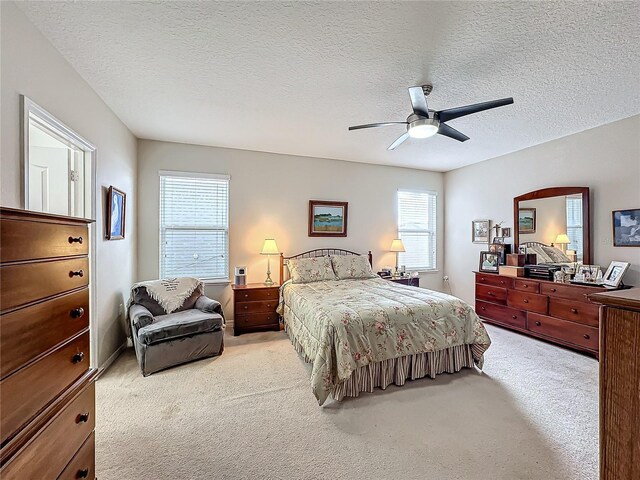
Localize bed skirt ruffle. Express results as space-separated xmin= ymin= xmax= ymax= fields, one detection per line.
xmin=284 ymin=325 xmax=479 ymax=402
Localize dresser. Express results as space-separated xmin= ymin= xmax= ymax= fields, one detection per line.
xmin=0 ymin=207 xmax=97 ymax=480
xmin=588 ymin=288 xmax=640 ymax=480
xmin=474 ymin=271 xmax=607 ymax=356
xmin=232 ymin=283 xmax=280 ymax=335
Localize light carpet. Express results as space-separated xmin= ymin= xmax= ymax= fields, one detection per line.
xmin=96 ymin=324 xmax=598 ymax=480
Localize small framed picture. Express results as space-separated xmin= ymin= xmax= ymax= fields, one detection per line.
xmin=502 ymin=227 xmax=511 ymax=238
xmin=308 ymin=200 xmax=348 ymax=237
xmin=602 ymin=261 xmax=630 ymax=288
xmin=472 ymin=220 xmax=490 ymax=244
xmin=612 ymin=209 xmax=640 ymax=247
xmin=518 ymin=208 xmax=536 ymax=234
xmin=518 ymin=245 xmax=527 ymax=255
xmin=488 ymin=243 xmax=510 ymax=264
xmin=492 ymin=237 xmax=505 ymax=244
xmin=107 ymin=186 xmax=126 ymax=240
xmin=479 ymin=251 xmax=500 ymax=273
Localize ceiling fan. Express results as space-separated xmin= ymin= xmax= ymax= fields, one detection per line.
xmin=348 ymin=85 xmax=514 ymax=150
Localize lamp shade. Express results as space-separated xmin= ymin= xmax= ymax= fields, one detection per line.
xmin=389 ymin=239 xmax=406 ymax=252
xmin=555 ymin=234 xmax=570 ymax=245
xmin=260 ymin=238 xmax=279 ymax=255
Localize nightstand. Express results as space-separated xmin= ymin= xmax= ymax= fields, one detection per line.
xmin=384 ymin=276 xmax=419 ymax=287
xmin=232 ymin=283 xmax=280 ymax=336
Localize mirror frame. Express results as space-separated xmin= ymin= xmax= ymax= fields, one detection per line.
xmin=514 ymin=187 xmax=591 ymax=265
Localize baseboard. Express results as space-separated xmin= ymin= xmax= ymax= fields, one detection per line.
xmin=96 ymin=342 xmax=127 ymax=379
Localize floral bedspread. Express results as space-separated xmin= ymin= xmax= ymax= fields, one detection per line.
xmin=278 ymin=278 xmax=491 ymax=404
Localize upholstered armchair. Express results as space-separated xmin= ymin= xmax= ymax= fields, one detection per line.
xmin=128 ymin=278 xmax=225 ymax=376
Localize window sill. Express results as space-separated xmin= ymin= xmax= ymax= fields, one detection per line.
xmin=201 ymin=279 xmax=231 ymax=286
xmin=412 ymin=269 xmax=439 ymax=275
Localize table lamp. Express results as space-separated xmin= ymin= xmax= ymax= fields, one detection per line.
xmin=260 ymin=239 xmax=279 ymax=286
xmin=389 ymin=239 xmax=405 ymax=277
xmin=554 ymin=233 xmax=570 ymax=253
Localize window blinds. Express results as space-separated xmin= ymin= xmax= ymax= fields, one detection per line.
xmin=565 ymin=195 xmax=583 ymax=259
xmin=159 ymin=172 xmax=229 ymax=280
xmin=397 ymin=190 xmax=437 ymax=270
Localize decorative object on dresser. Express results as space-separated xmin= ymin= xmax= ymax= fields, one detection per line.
xmin=0 ymin=207 xmax=97 ymax=479
xmin=260 ymin=238 xmax=279 ymax=286
xmin=234 ymin=266 xmax=247 ymax=286
xmin=507 ymin=253 xmax=525 ymax=267
xmin=308 ymin=200 xmax=348 ymax=237
xmin=232 ymin=283 xmax=280 ymax=336
xmin=478 ymin=251 xmax=499 ymax=273
xmin=554 ymin=233 xmax=570 ymax=253
xmin=499 ymin=265 xmax=524 ymax=277
xmin=489 ymin=243 xmax=511 ymax=264
xmin=474 ymin=271 xmax=613 ymax=356
xmin=106 ymin=186 xmax=126 ymax=240
xmin=389 ymin=238 xmax=406 ymax=276
xmin=587 ymin=288 xmax=640 ymax=480
xmin=612 ymin=208 xmax=640 ymax=247
xmin=472 ymin=219 xmax=490 ymax=243
xmin=602 ymin=261 xmax=630 ymax=288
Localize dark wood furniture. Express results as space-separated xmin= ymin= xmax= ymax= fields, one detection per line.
xmin=384 ymin=276 xmax=419 ymax=287
xmin=0 ymin=207 xmax=97 ymax=479
xmin=232 ymin=283 xmax=280 ymax=336
xmin=474 ymin=271 xmax=607 ymax=356
xmin=514 ymin=187 xmax=591 ymax=264
xmin=588 ymin=288 xmax=640 ymax=480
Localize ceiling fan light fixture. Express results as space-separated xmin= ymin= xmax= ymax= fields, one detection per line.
xmin=408 ymin=118 xmax=439 ymax=139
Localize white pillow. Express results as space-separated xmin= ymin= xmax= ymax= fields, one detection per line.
xmin=286 ymin=256 xmax=337 ymax=284
xmin=330 ymin=255 xmax=377 ymax=280
xmin=542 ymin=246 xmax=571 ymax=263
xmin=525 ymin=244 xmax=553 ymax=263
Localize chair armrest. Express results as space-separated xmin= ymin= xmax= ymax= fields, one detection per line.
xmin=129 ymin=304 xmax=155 ymax=334
xmin=195 ymin=295 xmax=224 ymax=319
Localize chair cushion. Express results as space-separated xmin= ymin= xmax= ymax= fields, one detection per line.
xmin=137 ymin=310 xmax=223 ymax=346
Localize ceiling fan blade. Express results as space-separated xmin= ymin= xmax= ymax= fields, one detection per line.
xmin=387 ymin=132 xmax=410 ymax=150
xmin=408 ymin=86 xmax=429 ymax=117
xmin=436 ymin=97 xmax=514 ymax=123
xmin=438 ymin=123 xmax=470 ymax=142
xmin=348 ymin=122 xmax=407 ymax=131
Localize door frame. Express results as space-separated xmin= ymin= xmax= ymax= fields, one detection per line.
xmin=21 ymin=96 xmax=100 ymax=368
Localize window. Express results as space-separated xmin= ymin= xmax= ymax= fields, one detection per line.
xmin=159 ymin=171 xmax=229 ymax=281
xmin=566 ymin=195 xmax=583 ymax=260
xmin=397 ymin=190 xmax=437 ymax=271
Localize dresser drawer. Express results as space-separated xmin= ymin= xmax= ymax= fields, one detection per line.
xmin=234 ymin=287 xmax=279 ymax=302
xmin=540 ymin=282 xmax=605 ymax=302
xmin=527 ymin=313 xmax=598 ymax=351
xmin=58 ymin=431 xmax=95 ymax=480
xmin=235 ymin=312 xmax=280 ymax=329
xmin=0 ymin=258 xmax=89 ymax=312
xmin=475 ymin=284 xmax=507 ymax=304
xmin=1 ymin=288 xmax=89 ymax=379
xmin=507 ymin=289 xmax=548 ymax=314
xmin=235 ymin=299 xmax=277 ymax=315
xmin=548 ymin=297 xmax=600 ymax=327
xmin=476 ymin=301 xmax=526 ymax=329
xmin=1 ymin=331 xmax=89 ymax=445
xmin=0 ymin=218 xmax=88 ymax=264
xmin=514 ymin=279 xmax=540 ymax=293
xmin=1 ymin=381 xmax=95 ymax=480
xmin=475 ymin=273 xmax=514 ymax=289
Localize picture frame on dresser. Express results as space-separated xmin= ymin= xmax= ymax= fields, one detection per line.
xmin=602 ymin=261 xmax=630 ymax=288
xmin=479 ymin=251 xmax=500 ymax=273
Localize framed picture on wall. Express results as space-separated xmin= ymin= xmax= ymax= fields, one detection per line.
xmin=107 ymin=186 xmax=126 ymax=240
xmin=612 ymin=209 xmax=640 ymax=247
xmin=518 ymin=208 xmax=536 ymax=234
xmin=308 ymin=200 xmax=348 ymax=237
xmin=472 ymin=219 xmax=490 ymax=244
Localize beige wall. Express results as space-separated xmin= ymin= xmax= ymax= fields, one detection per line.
xmin=519 ymin=196 xmax=568 ymax=246
xmin=444 ymin=115 xmax=640 ymax=305
xmin=1 ymin=2 xmax=137 ymax=366
xmin=137 ymin=139 xmax=444 ymax=321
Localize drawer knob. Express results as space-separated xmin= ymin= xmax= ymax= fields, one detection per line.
xmin=571 ymin=308 xmax=578 ymax=314
xmin=69 ymin=270 xmax=84 ymax=278
xmin=512 ymin=315 xmax=517 ymax=319
xmin=68 ymin=236 xmax=83 ymax=244
xmin=266 ymin=304 xmax=272 ymax=308
xmin=481 ymin=306 xmax=486 ymax=310
xmin=77 ymin=412 xmax=90 ymax=423
xmin=243 ymin=305 xmax=248 ymax=310
xmin=77 ymin=468 xmax=89 ymax=479
xmin=244 ymin=294 xmax=249 ymax=298
xmin=523 ymin=299 xmax=529 ymax=304
xmin=480 ymin=277 xmax=486 ymax=282
xmin=500 ymin=281 xmax=505 ymax=285
xmin=488 ymin=292 xmax=494 ymax=296
xmin=72 ymin=352 xmax=85 ymax=363
xmin=551 ymin=288 xmax=557 ymax=292
xmin=535 ymin=321 xmax=541 ymax=326
xmin=523 ymin=284 xmax=528 ymax=288
xmin=70 ymin=307 xmax=85 ymax=319
xmin=583 ymin=334 xmax=590 ymax=340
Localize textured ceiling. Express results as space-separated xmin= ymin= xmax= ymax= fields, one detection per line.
xmin=18 ymin=1 xmax=640 ymax=171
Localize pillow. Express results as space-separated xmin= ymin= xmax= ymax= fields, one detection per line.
xmin=330 ymin=255 xmax=377 ymax=280
xmin=287 ymin=256 xmax=337 ymax=284
xmin=542 ymin=245 xmax=571 ymax=263
xmin=524 ymin=244 xmax=554 ymax=264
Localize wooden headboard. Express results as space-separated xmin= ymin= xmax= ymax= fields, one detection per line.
xmin=279 ymin=249 xmax=372 ymax=283
xmin=521 ymin=241 xmax=551 ymax=248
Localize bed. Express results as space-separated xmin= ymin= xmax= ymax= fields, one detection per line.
xmin=520 ymin=241 xmax=576 ymax=266
xmin=277 ymin=249 xmax=491 ymax=405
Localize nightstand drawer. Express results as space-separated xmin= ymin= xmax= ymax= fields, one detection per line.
xmin=234 ymin=288 xmax=279 ymax=302
xmin=235 ymin=312 xmax=279 ymax=329
xmin=235 ymin=300 xmax=277 ymax=314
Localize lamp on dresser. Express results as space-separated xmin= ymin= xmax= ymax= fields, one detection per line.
xmin=260 ymin=238 xmax=279 ymax=286
xmin=554 ymin=233 xmax=570 ymax=253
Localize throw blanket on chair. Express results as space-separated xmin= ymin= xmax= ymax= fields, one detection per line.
xmin=129 ymin=277 xmax=202 ymax=314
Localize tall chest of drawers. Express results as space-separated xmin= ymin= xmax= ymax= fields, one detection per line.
xmin=474 ymin=271 xmax=608 ymax=356
xmin=0 ymin=207 xmax=97 ymax=479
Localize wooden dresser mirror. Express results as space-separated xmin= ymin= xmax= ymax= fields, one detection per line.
xmin=514 ymin=187 xmax=591 ymax=265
